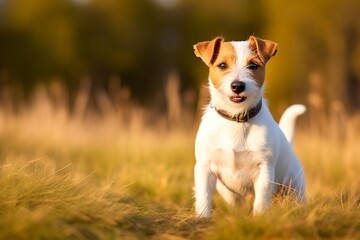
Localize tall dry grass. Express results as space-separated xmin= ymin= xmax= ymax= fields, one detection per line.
xmin=0 ymin=77 xmax=359 ymax=239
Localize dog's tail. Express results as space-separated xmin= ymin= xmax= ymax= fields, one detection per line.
xmin=279 ymin=104 xmax=306 ymax=144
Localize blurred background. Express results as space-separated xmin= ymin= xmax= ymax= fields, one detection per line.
xmin=1 ymin=2 xmax=360 ymax=238
xmin=0 ymin=0 xmax=359 ymax=134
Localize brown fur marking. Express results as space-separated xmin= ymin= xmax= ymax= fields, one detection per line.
xmin=209 ymin=42 xmax=236 ymax=88
xmin=247 ymin=56 xmax=266 ymax=87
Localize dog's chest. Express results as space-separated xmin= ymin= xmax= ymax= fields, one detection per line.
xmin=210 ymin=148 xmax=261 ymax=194
xmin=198 ymin=113 xmax=270 ymax=194
xmin=206 ymin=118 xmax=271 ymax=192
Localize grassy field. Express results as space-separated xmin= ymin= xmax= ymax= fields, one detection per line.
xmin=0 ymin=95 xmax=359 ymax=239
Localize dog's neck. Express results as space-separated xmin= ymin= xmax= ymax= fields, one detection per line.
xmin=212 ymin=98 xmax=263 ymax=123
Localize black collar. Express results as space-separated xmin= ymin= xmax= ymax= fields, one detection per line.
xmin=213 ymin=99 xmax=262 ymax=123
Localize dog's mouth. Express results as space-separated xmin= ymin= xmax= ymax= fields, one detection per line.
xmin=230 ymin=95 xmax=247 ymax=103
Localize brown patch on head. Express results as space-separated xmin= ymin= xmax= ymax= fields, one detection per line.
xmin=194 ymin=37 xmax=236 ymax=88
xmin=209 ymin=42 xmax=236 ymax=88
xmin=248 ymin=36 xmax=278 ymax=87
xmin=247 ymin=55 xmax=266 ymax=87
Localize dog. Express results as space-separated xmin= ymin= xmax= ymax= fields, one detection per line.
xmin=193 ymin=36 xmax=306 ymax=217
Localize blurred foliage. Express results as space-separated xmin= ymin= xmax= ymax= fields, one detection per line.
xmin=0 ymin=0 xmax=359 ymax=109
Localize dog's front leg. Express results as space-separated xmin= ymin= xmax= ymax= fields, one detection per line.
xmin=194 ymin=163 xmax=216 ymax=218
xmin=253 ymin=162 xmax=275 ymax=215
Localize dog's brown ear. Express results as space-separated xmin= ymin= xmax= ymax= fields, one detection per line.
xmin=194 ymin=36 xmax=224 ymax=66
xmin=249 ymin=36 xmax=277 ymax=64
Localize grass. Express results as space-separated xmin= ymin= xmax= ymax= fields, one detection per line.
xmin=0 ymin=127 xmax=359 ymax=240
xmin=0 ymin=132 xmax=209 ymax=239
xmin=0 ymin=85 xmax=359 ymax=239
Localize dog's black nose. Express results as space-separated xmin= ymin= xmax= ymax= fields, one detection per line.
xmin=231 ymin=81 xmax=246 ymax=94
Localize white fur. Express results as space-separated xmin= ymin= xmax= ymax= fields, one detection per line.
xmin=194 ymin=41 xmax=306 ymax=217
xmin=279 ymin=104 xmax=306 ymax=144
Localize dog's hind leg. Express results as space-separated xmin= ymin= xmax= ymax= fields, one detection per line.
xmin=291 ymin=175 xmax=307 ymax=205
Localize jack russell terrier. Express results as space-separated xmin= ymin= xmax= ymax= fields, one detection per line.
xmin=193 ymin=36 xmax=306 ymax=217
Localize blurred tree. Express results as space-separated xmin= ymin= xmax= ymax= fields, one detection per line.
xmin=0 ymin=0 xmax=264 ymax=105
xmin=1 ymin=0 xmax=77 ymax=85
xmin=0 ymin=0 xmax=359 ymax=111
xmin=265 ymin=0 xmax=360 ymax=111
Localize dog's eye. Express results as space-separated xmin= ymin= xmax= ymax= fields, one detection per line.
xmin=217 ymin=62 xmax=228 ymax=70
xmin=247 ymin=62 xmax=259 ymax=71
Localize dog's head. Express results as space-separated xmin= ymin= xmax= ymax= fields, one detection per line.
xmin=194 ymin=36 xmax=277 ymax=113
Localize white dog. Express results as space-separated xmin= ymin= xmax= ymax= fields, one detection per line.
xmin=193 ymin=36 xmax=306 ymax=217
